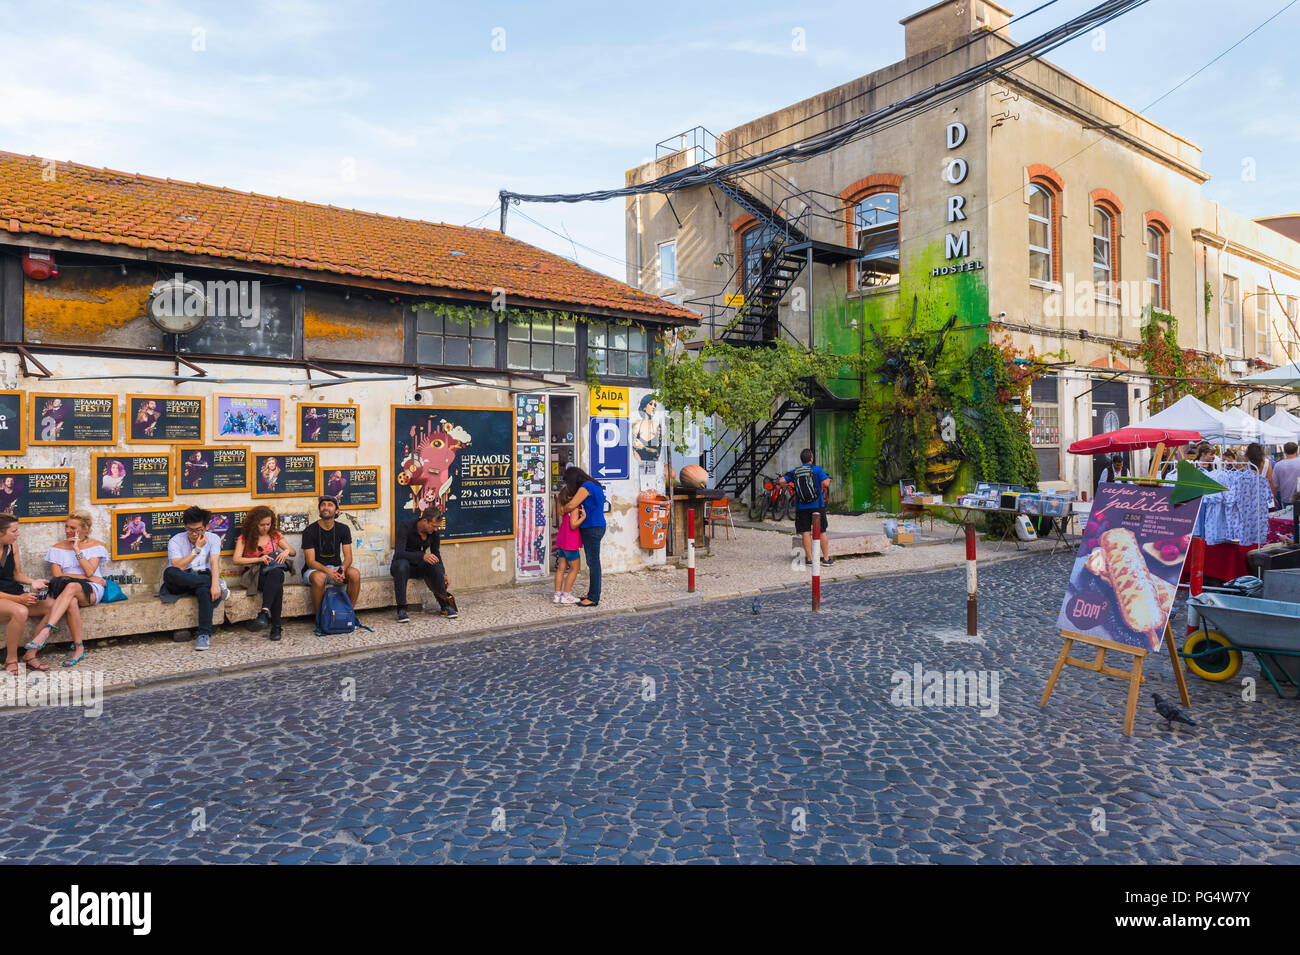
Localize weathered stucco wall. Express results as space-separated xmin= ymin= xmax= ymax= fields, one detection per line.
xmin=303 ymin=289 xmax=404 ymax=363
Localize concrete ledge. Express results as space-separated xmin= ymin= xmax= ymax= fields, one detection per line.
xmin=790 ymin=531 xmax=891 ymax=557
xmin=222 ymin=576 xmax=397 ymax=623
xmin=21 ymin=595 xmax=222 ymax=646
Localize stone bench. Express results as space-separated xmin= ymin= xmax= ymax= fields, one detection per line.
xmin=789 ymin=531 xmax=891 ymax=558
xmin=17 ymin=575 xmax=401 ymax=646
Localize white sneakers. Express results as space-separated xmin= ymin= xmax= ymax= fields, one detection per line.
xmin=552 ymin=592 xmax=579 ymax=604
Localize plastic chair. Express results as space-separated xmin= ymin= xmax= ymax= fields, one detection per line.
xmin=705 ymin=498 xmax=733 ymax=540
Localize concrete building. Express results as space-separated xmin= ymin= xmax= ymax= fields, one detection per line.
xmin=626 ymin=0 xmax=1300 ymax=508
xmin=0 ymin=149 xmax=694 ymax=634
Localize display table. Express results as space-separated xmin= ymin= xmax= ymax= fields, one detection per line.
xmin=1180 ymin=542 xmax=1260 ymax=584
xmin=927 ymin=504 xmax=1076 ymax=553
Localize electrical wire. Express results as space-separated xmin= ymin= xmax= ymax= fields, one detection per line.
xmin=499 ymin=0 xmax=1150 ymax=212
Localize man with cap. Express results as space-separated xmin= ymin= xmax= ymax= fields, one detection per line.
xmin=303 ymin=495 xmax=360 ymax=614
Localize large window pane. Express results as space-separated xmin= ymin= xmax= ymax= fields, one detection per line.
xmin=531 ymin=344 xmax=553 ymax=371
xmin=471 ymin=320 xmax=494 ymax=339
xmin=416 ymin=335 xmax=442 ymax=365
xmin=590 ymin=348 xmax=607 ymax=374
xmin=417 ymin=312 xmax=443 ymax=334
xmin=532 ymin=316 xmax=553 ymax=343
xmin=471 ymin=338 xmax=496 ymax=367
xmin=1030 ymin=250 xmax=1050 ymax=282
xmin=508 ymin=321 xmax=529 ymax=340
xmin=628 ymin=351 xmax=648 ymax=377
xmin=589 ymin=323 xmax=607 ymax=348
xmin=507 ymin=340 xmax=529 ymax=369
xmin=445 ymin=317 xmax=470 ymax=337
xmin=1029 ymin=185 xmax=1050 ymax=218
xmin=628 ymin=326 xmax=646 ymax=351
xmin=1029 ymin=219 xmax=1048 ymax=250
xmin=444 ymin=338 xmax=470 ymax=366
xmin=611 ymin=327 xmax=628 ymax=350
xmin=555 ymin=345 xmax=576 ymax=373
xmin=609 ymin=351 xmax=627 ymax=376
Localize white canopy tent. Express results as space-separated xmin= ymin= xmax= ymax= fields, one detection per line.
xmin=1261 ymin=406 xmax=1300 ymax=441
xmin=1138 ymin=394 xmax=1238 ymax=442
xmin=1221 ymin=406 xmax=1295 ymax=445
xmin=1239 ymin=361 xmax=1300 ymax=387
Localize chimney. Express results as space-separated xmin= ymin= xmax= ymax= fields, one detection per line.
xmin=900 ymin=0 xmax=1014 ymax=59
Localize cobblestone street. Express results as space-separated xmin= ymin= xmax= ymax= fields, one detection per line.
xmin=3 ymin=553 xmax=1297 ymax=864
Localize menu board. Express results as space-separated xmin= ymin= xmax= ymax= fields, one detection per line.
xmin=29 ymin=393 xmax=117 ymax=445
xmin=128 ymin=396 xmax=204 ymax=444
xmin=91 ymin=452 xmax=173 ymax=505
xmin=112 ymin=507 xmax=253 ymax=559
xmin=253 ymin=452 xmax=318 ymax=498
xmin=298 ymin=404 xmax=359 ymax=447
xmin=516 ymin=394 xmax=546 ymax=444
xmin=1057 ymin=482 xmax=1202 ymax=653
xmin=0 ymin=469 xmax=73 ymax=522
xmin=176 ymin=446 xmax=250 ymax=494
xmin=393 ymin=405 xmax=514 ymax=542
xmin=320 ymin=466 xmax=380 ymax=509
xmin=0 ymin=391 xmax=24 ymax=455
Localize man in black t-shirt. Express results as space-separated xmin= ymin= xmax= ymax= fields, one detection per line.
xmin=303 ymin=496 xmax=360 ymax=613
xmin=390 ymin=505 xmax=456 ymax=622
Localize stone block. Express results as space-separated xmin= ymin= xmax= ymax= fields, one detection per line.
xmin=20 ymin=595 xmax=223 ymax=646
xmin=788 ymin=531 xmax=890 ymax=557
xmin=222 ymin=576 xmax=397 ymax=623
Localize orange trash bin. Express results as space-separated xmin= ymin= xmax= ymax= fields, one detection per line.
xmin=638 ymin=491 xmax=669 ymax=550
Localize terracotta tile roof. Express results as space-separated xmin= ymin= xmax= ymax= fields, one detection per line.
xmin=0 ymin=150 xmax=697 ymax=324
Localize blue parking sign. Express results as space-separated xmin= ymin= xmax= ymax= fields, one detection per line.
xmin=589 ymin=417 xmax=629 ymax=481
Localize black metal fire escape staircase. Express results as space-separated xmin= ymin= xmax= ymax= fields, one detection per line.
xmin=661 ymin=129 xmax=862 ymax=499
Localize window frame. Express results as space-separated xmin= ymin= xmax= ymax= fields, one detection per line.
xmin=1027 ymin=182 xmax=1058 ymax=287
xmin=411 ymin=307 xmax=498 ymax=370
xmin=1145 ymin=226 xmax=1165 ymax=312
xmin=584 ymin=320 xmax=651 ymax=382
xmin=1256 ymin=285 xmax=1271 ymax=359
xmin=506 ymin=313 xmax=578 ymax=376
xmin=1222 ymin=274 xmax=1241 ymax=354
xmin=1091 ymin=202 xmax=1120 ymax=301
xmin=657 ymin=239 xmax=677 ymax=294
xmin=850 ymin=189 xmax=901 ymax=292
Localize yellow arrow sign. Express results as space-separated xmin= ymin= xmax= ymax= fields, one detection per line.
xmin=591 ymin=385 xmax=628 ymax=418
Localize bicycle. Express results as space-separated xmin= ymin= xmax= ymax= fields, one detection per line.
xmin=755 ymin=473 xmax=795 ymax=523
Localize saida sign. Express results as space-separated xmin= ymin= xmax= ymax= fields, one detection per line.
xmin=590 ymin=385 xmax=628 ymax=418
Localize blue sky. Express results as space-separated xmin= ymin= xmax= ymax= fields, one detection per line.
xmin=1 ymin=0 xmax=1296 ymax=284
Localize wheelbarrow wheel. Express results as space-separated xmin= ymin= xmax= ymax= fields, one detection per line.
xmin=1182 ymin=631 xmax=1242 ymax=682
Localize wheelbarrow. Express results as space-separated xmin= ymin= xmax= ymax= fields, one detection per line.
xmin=1183 ymin=591 xmax=1300 ymax=699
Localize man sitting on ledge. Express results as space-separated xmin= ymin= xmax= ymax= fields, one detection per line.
xmin=160 ymin=505 xmax=228 ymax=652
xmin=391 ymin=506 xmax=457 ymax=623
xmin=303 ymin=496 xmax=360 ymax=614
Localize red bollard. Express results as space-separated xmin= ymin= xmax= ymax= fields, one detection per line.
xmin=965 ymin=522 xmax=977 ymax=636
xmin=811 ymin=510 xmax=821 ymax=611
xmin=686 ymin=507 xmax=696 ymax=593
xmin=1185 ymin=534 xmax=1205 ymax=643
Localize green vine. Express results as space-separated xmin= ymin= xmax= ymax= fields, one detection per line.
xmin=409 ymin=301 xmax=637 ymax=331
xmin=1115 ymin=307 xmax=1230 ymax=409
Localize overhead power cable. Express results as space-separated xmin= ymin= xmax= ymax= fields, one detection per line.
xmin=497 ymin=0 xmax=1152 ymax=230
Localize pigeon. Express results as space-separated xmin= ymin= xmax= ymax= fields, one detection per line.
xmin=1153 ymin=693 xmax=1196 ymax=729
xmin=752 ymin=598 xmax=761 ymax=615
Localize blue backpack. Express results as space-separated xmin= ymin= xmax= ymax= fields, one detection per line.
xmin=315 ymin=587 xmax=372 ymax=636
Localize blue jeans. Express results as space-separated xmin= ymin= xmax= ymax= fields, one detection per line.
xmin=580 ymin=525 xmax=606 ymax=604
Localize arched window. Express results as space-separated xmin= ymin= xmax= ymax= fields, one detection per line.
xmin=841 ymin=175 xmax=903 ymax=292
xmin=1092 ymin=201 xmax=1120 ymax=298
xmin=1144 ymin=212 xmax=1171 ymax=312
xmin=853 ymin=191 xmax=900 ymax=290
xmin=1028 ymin=183 xmax=1055 ymax=284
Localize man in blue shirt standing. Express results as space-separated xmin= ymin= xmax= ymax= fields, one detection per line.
xmin=780 ymin=448 xmax=833 ymax=566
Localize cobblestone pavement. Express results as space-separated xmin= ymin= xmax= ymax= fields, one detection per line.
xmin=3 ymin=553 xmax=1297 ymax=864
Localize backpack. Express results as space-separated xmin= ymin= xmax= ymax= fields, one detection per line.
xmin=314 ymin=586 xmax=372 ymax=636
xmin=791 ymin=464 xmax=820 ymax=505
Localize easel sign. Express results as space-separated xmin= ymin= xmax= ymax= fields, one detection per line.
xmin=1041 ymin=479 xmax=1201 ymax=736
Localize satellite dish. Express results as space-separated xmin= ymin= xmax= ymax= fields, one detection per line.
xmin=148 ymin=278 xmax=209 ymax=334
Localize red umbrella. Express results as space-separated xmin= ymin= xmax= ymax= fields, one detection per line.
xmin=1068 ymin=427 xmax=1202 ymax=455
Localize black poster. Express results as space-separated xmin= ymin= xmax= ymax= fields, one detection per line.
xmin=0 ymin=391 xmax=24 ymax=454
xmin=0 ymin=469 xmax=72 ymax=522
xmin=113 ymin=507 xmax=253 ymax=559
xmin=322 ymin=466 xmax=379 ymax=509
xmin=30 ymin=394 xmax=117 ymax=445
xmin=393 ymin=406 xmax=514 ymax=542
xmin=178 ymin=446 xmax=249 ymax=493
xmin=92 ymin=453 xmax=173 ymax=504
xmin=129 ymin=396 xmax=203 ymax=443
xmin=254 ymin=453 xmax=318 ymax=497
xmin=299 ymin=404 xmax=358 ymax=446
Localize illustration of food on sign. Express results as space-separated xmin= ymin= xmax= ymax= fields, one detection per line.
xmin=1098 ymin=528 xmax=1164 ymax=651
xmin=1142 ymin=533 xmax=1191 ymax=567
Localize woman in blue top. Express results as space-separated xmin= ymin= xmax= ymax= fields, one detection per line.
xmin=560 ymin=466 xmax=606 ymax=606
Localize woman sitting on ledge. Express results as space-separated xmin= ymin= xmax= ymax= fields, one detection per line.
xmin=25 ymin=510 xmax=107 ymax=667
xmin=0 ymin=514 xmax=55 ymax=674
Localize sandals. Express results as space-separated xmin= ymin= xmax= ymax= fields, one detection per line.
xmin=23 ymin=623 xmax=57 ymax=652
xmin=23 ymin=656 xmax=49 ymax=672
xmin=61 ymin=643 xmax=85 ymax=668
xmin=577 ymin=599 xmax=598 ymax=607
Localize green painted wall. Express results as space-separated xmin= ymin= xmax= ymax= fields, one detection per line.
xmin=812 ymin=241 xmax=990 ymax=511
